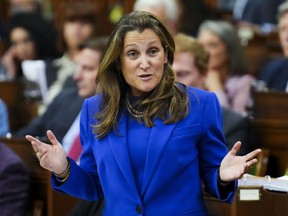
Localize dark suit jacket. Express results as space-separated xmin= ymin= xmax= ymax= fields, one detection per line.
xmin=13 ymin=88 xmax=83 ymax=141
xmin=222 ymin=107 xmax=250 ymax=155
xmin=0 ymin=142 xmax=29 ymax=216
xmin=259 ymin=58 xmax=288 ymax=91
xmin=45 ymin=59 xmax=76 ymax=90
xmin=241 ymin=0 xmax=280 ymax=25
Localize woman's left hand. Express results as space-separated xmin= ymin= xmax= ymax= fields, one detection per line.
xmin=219 ymin=141 xmax=262 ymax=182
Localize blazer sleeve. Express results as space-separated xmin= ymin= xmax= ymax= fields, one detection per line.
xmin=51 ymin=98 xmax=103 ymax=201
xmin=197 ymin=92 xmax=237 ymax=203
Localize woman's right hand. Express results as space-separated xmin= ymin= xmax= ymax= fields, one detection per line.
xmin=26 ymin=130 xmax=68 ymax=175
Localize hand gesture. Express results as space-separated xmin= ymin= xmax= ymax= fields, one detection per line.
xmin=219 ymin=141 xmax=262 ymax=182
xmin=26 ymin=130 xmax=68 ymax=175
xmin=1 ymin=47 xmax=17 ymax=79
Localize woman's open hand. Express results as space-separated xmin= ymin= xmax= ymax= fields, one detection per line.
xmin=219 ymin=141 xmax=262 ymax=182
xmin=26 ymin=130 xmax=68 ymax=175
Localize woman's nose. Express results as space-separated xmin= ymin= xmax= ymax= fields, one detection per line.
xmin=140 ymin=56 xmax=149 ymax=70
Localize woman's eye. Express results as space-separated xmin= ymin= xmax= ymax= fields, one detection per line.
xmin=128 ymin=51 xmax=138 ymax=58
xmin=148 ymin=49 xmax=158 ymax=56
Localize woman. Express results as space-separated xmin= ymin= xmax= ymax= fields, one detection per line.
xmin=26 ymin=11 xmax=261 ymax=216
xmin=1 ymin=12 xmax=58 ymax=80
xmin=198 ymin=20 xmax=255 ymax=115
xmin=39 ymin=1 xmax=98 ymax=113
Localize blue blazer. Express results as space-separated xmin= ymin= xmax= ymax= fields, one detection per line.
xmin=52 ymin=87 xmax=236 ymax=216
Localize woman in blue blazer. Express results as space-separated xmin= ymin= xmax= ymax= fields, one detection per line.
xmin=26 ymin=11 xmax=261 ymax=216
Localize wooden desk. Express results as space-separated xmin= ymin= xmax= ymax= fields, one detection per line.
xmin=205 ymin=186 xmax=288 ymax=216
xmin=250 ymin=91 xmax=288 ymax=177
xmin=0 ymin=81 xmax=38 ymax=131
xmin=0 ymin=137 xmax=80 ymax=216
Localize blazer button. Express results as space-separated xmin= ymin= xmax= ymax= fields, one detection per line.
xmin=136 ymin=205 xmax=142 ymax=214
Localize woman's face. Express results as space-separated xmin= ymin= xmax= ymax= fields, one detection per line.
xmin=63 ymin=20 xmax=94 ymax=50
xmin=173 ymin=51 xmax=205 ymax=89
xmin=10 ymin=27 xmax=36 ymax=61
xmin=120 ymin=29 xmax=167 ymax=96
xmin=198 ymin=30 xmax=228 ymax=70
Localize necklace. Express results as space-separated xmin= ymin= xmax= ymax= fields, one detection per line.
xmin=126 ymin=97 xmax=145 ymax=118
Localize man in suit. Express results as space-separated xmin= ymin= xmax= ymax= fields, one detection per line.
xmin=259 ymin=1 xmax=288 ymax=91
xmin=233 ymin=0 xmax=284 ymax=34
xmin=0 ymin=142 xmax=29 ymax=216
xmin=12 ymin=37 xmax=108 ymax=143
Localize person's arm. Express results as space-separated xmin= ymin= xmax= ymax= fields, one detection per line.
xmin=198 ymin=92 xmax=236 ymax=203
xmin=25 ymin=98 xmax=103 ymax=201
xmin=230 ymin=75 xmax=255 ymax=114
xmin=0 ymin=100 xmax=9 ymax=136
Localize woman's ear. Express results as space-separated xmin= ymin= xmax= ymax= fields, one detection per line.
xmin=164 ymin=49 xmax=168 ymax=64
xmin=164 ymin=55 xmax=168 ymax=64
xmin=164 ymin=46 xmax=168 ymax=64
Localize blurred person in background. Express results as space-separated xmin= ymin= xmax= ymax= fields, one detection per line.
xmin=198 ymin=20 xmax=255 ymax=115
xmin=233 ymin=0 xmax=283 ymax=34
xmin=259 ymin=1 xmax=288 ymax=92
xmin=0 ymin=141 xmax=29 ymax=216
xmin=133 ymin=0 xmax=181 ymax=36
xmin=12 ymin=37 xmax=107 ymax=150
xmin=0 ymin=12 xmax=58 ymax=80
xmin=39 ymin=1 xmax=98 ymax=114
xmin=173 ymin=33 xmax=250 ymax=155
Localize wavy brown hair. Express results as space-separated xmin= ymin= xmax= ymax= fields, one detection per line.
xmin=94 ymin=11 xmax=188 ymax=138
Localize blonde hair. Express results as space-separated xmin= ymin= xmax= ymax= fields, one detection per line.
xmin=174 ymin=33 xmax=209 ymax=75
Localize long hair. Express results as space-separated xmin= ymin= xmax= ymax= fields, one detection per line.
xmin=199 ymin=20 xmax=248 ymax=76
xmin=94 ymin=11 xmax=188 ymax=138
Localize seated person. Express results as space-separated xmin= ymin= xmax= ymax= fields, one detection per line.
xmin=0 ymin=99 xmax=9 ymax=136
xmin=198 ymin=20 xmax=255 ymax=115
xmin=173 ymin=33 xmax=250 ymax=155
xmin=0 ymin=142 xmax=29 ymax=216
xmin=259 ymin=1 xmax=288 ymax=92
xmin=12 ymin=37 xmax=107 ymax=145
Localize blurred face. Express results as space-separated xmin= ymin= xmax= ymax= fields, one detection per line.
xmin=63 ymin=20 xmax=94 ymax=50
xmin=10 ymin=27 xmax=36 ymax=61
xmin=278 ymin=13 xmax=288 ymax=57
xmin=198 ymin=30 xmax=228 ymax=70
xmin=173 ymin=51 xmax=205 ymax=89
xmin=140 ymin=5 xmax=177 ymax=36
xmin=73 ymin=48 xmax=100 ymax=98
xmin=142 ymin=6 xmax=168 ymax=27
xmin=120 ymin=29 xmax=167 ymax=96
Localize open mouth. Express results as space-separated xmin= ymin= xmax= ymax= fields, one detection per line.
xmin=139 ymin=74 xmax=152 ymax=78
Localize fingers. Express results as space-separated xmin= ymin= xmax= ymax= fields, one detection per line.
xmin=46 ymin=130 xmax=60 ymax=146
xmin=244 ymin=148 xmax=262 ymax=161
xmin=229 ymin=141 xmax=241 ymax=156
xmin=25 ymin=135 xmax=42 ymax=152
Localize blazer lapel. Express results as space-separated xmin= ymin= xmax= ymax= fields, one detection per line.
xmin=141 ymin=119 xmax=177 ymax=196
xmin=107 ymin=112 xmax=139 ymax=197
